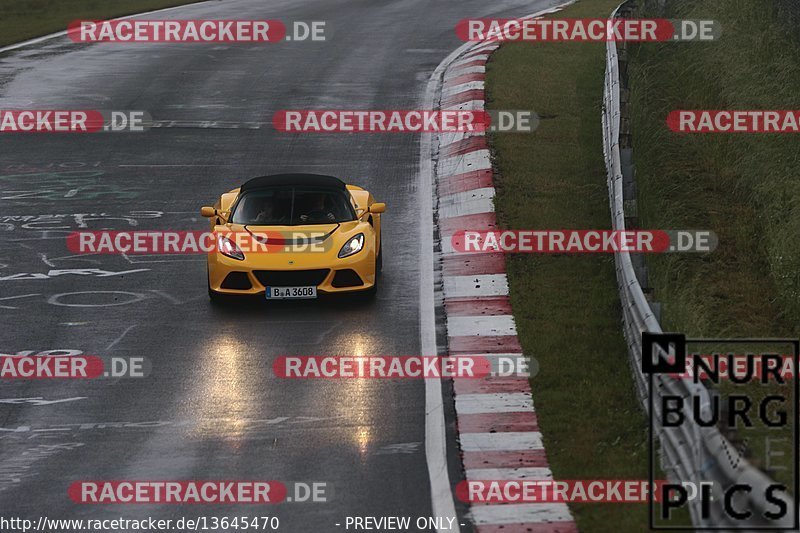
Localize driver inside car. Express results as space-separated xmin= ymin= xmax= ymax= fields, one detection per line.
xmin=298 ymin=193 xmax=336 ymax=223
xmin=254 ymin=199 xmax=288 ymax=225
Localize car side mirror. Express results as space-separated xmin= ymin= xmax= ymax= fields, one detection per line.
xmin=369 ymin=203 xmax=386 ymax=214
xmin=201 ymin=206 xmax=229 ymax=224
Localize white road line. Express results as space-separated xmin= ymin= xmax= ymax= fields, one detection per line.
xmin=0 ymin=293 xmax=40 ymax=309
xmin=106 ymin=325 xmax=136 ymax=351
xmin=438 ymin=187 xmax=495 ymax=219
xmin=455 ymin=392 xmax=533 ymax=414
xmin=443 ymin=274 xmax=508 ymax=298
xmin=421 ymin=29 xmax=471 ymax=533
xmin=447 ymin=315 xmax=516 ymax=337
xmin=466 ymin=467 xmax=554 ymax=480
xmin=460 ymin=431 xmax=543 ymax=451
xmin=470 ymin=503 xmax=573 ymax=525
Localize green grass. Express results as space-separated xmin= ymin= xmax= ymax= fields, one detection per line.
xmin=629 ymin=0 xmax=800 ymax=336
xmin=484 ymin=0 xmax=680 ymax=530
xmin=628 ymin=0 xmax=800 ymax=492
xmin=0 ymin=0 xmax=203 ymax=47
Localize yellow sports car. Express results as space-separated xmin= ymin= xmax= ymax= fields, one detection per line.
xmin=201 ymin=174 xmax=385 ymax=302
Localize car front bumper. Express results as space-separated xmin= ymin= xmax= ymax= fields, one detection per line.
xmin=208 ymin=248 xmax=377 ymax=296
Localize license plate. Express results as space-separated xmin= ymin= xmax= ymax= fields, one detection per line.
xmin=265 ymin=286 xmax=317 ymax=299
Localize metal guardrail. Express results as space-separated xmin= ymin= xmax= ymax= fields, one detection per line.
xmin=602 ymin=2 xmax=796 ymax=528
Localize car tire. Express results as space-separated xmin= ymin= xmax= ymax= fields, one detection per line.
xmin=353 ymin=255 xmax=379 ymax=302
xmin=376 ymin=242 xmax=383 ymax=274
xmin=367 ymin=253 xmax=380 ymax=298
xmin=208 ymin=283 xmax=224 ymax=304
xmin=359 ymin=284 xmax=377 ymax=301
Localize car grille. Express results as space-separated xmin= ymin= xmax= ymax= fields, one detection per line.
xmin=252 ymin=269 xmax=330 ymax=287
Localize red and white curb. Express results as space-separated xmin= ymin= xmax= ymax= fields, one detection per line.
xmin=430 ymin=3 xmax=578 ymax=532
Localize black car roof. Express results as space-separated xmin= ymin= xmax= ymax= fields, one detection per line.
xmin=240 ymin=173 xmax=346 ymax=191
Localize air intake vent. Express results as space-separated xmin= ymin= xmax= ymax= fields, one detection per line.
xmin=220 ymin=272 xmax=252 ymax=290
xmin=331 ymin=269 xmax=364 ymax=288
xmin=253 ymin=269 xmax=330 ymax=287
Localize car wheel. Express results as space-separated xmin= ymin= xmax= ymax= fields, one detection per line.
xmin=367 ymin=254 xmax=380 ymax=298
xmin=353 ymin=256 xmax=379 ymax=302
xmin=376 ymin=242 xmax=383 ymax=274
xmin=208 ymin=282 xmax=224 ymax=304
xmin=359 ymin=284 xmax=377 ymax=301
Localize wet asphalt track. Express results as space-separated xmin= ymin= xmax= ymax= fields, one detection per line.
xmin=0 ymin=0 xmax=561 ymax=530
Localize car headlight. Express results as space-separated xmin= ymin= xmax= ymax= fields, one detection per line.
xmin=338 ymin=233 xmax=365 ymax=258
xmin=217 ymin=233 xmax=245 ymax=260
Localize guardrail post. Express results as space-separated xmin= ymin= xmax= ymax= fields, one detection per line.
xmin=616 ymin=4 xmax=656 ymax=302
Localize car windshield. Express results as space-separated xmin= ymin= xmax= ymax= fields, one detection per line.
xmin=231 ymin=187 xmax=356 ymax=226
